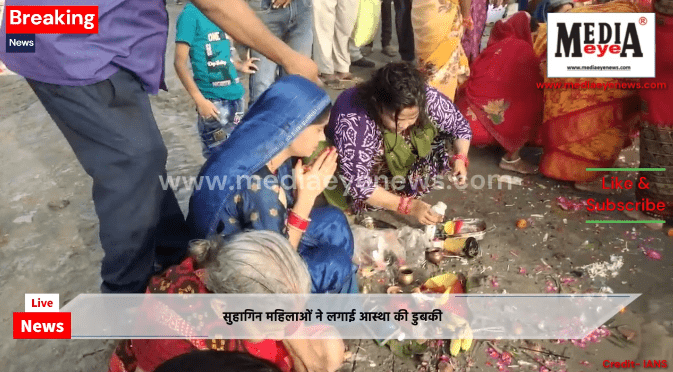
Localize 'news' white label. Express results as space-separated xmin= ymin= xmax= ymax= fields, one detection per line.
xmin=25 ymin=294 xmax=59 ymax=312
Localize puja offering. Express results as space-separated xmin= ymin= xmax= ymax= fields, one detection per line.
xmin=425 ymin=247 xmax=444 ymax=265
xmin=398 ymin=266 xmax=415 ymax=286
xmin=442 ymin=237 xmax=480 ymax=258
xmin=428 ymin=218 xmax=485 ymax=258
xmin=437 ymin=218 xmax=487 ymax=240
xmin=516 ymin=219 xmax=527 ymax=229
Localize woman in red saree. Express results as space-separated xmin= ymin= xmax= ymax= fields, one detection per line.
xmin=108 ymin=231 xmax=345 ymax=372
xmin=455 ymin=11 xmax=543 ymax=174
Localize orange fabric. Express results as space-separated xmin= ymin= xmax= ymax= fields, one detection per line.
xmin=533 ymin=0 xmax=646 ymax=182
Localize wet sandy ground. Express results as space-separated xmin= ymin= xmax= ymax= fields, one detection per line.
xmin=1 ymin=3 xmax=671 ymax=372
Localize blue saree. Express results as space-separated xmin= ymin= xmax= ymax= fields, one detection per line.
xmin=187 ymin=75 xmax=358 ymax=294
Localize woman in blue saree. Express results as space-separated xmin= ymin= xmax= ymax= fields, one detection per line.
xmin=187 ymin=75 xmax=358 ymax=294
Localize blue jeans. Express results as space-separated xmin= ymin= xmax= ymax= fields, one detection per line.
xmin=197 ymin=98 xmax=244 ymax=158
xmin=247 ymin=0 xmax=313 ymax=107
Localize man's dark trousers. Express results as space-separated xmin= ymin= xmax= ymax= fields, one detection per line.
xmin=27 ymin=69 xmax=191 ymax=293
xmin=396 ymin=0 xmax=415 ymax=62
xmin=366 ymin=0 xmax=414 ymax=61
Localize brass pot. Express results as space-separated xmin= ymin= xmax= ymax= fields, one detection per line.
xmin=426 ymin=248 xmax=444 ymax=265
xmin=398 ymin=266 xmax=414 ymax=286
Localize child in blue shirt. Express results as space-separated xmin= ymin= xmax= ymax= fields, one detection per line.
xmin=175 ymin=2 xmax=258 ymax=158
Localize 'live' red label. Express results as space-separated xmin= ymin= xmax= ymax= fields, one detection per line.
xmin=5 ymin=6 xmax=98 ymax=34
xmin=13 ymin=312 xmax=71 ymax=339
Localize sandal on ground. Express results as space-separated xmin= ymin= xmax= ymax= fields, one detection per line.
xmin=499 ymin=156 xmax=539 ymax=175
xmin=319 ymin=74 xmax=348 ymax=90
xmin=335 ymin=73 xmax=363 ymax=83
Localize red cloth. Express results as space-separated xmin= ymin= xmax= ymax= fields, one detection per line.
xmin=108 ymin=258 xmax=293 ymax=372
xmin=456 ymin=12 xmax=543 ymax=153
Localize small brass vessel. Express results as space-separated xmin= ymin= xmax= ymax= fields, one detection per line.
xmin=398 ymin=266 xmax=414 ymax=286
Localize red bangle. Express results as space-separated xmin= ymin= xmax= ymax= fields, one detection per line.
xmin=452 ymin=154 xmax=469 ymax=168
xmin=397 ymin=197 xmax=406 ymax=215
xmin=287 ymin=210 xmax=310 ymax=232
xmin=397 ymin=196 xmax=412 ymax=215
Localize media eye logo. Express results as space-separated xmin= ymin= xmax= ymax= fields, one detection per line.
xmin=6 ymin=34 xmax=36 ymax=53
xmin=547 ymin=13 xmax=655 ymax=78
xmin=554 ymin=22 xmax=643 ymax=58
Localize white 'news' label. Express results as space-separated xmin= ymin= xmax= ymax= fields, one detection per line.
xmin=25 ymin=293 xmax=59 ymax=312
xmin=547 ymin=13 xmax=655 ymax=78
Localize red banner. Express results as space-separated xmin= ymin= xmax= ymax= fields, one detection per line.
xmin=5 ymin=6 xmax=98 ymax=34
xmin=13 ymin=312 xmax=72 ymax=339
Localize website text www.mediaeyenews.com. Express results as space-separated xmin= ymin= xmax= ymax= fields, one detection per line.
xmin=537 ymin=80 xmax=667 ymax=90
xmin=567 ymin=65 xmax=632 ymax=71
xmin=159 ymin=174 xmax=519 ymax=193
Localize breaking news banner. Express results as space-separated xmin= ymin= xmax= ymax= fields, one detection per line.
xmin=13 ymin=293 xmax=638 ymax=340
xmin=3 ymin=5 xmax=98 ymax=53
xmin=547 ymin=12 xmax=655 ymax=78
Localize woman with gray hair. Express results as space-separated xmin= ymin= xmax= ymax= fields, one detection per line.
xmin=190 ymin=231 xmax=312 ymax=295
xmin=109 ymin=230 xmax=345 ymax=372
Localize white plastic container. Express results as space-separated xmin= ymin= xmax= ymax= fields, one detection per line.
xmin=424 ymin=202 xmax=447 ymax=242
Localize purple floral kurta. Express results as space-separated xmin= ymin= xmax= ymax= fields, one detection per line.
xmin=326 ymin=86 xmax=472 ymax=212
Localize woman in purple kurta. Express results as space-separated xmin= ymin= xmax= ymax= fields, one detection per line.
xmin=326 ymin=63 xmax=472 ymax=225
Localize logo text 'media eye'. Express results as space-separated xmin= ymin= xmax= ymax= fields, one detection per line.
xmin=554 ymin=22 xmax=643 ymax=58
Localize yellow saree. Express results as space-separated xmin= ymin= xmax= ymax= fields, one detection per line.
xmin=412 ymin=0 xmax=470 ymax=101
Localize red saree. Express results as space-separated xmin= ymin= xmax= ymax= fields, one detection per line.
xmin=456 ymin=12 xmax=543 ymax=153
xmin=636 ymin=0 xmax=673 ymax=219
xmin=108 ymin=257 xmax=293 ymax=372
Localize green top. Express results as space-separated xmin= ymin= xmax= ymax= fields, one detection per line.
xmin=176 ymin=3 xmax=245 ymax=101
xmin=382 ymin=119 xmax=438 ymax=177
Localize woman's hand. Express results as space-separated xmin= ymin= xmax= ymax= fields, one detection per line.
xmin=196 ymin=97 xmax=219 ymax=120
xmin=409 ymin=199 xmax=444 ymax=225
xmin=295 ymin=147 xmax=338 ymax=202
xmin=452 ymin=160 xmax=468 ymax=186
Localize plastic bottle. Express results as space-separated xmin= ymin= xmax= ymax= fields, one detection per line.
xmin=424 ymin=202 xmax=447 ymax=242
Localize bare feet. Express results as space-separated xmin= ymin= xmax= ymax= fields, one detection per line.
xmin=623 ymin=209 xmax=665 ymax=230
xmin=574 ymin=178 xmax=618 ymax=195
xmin=499 ymin=157 xmax=539 ymax=175
xmin=334 ymin=72 xmax=351 ymax=80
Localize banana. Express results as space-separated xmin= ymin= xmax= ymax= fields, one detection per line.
xmin=461 ymin=336 xmax=472 ymax=351
xmin=461 ymin=327 xmax=473 ymax=350
xmin=449 ymin=339 xmax=462 ymax=356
